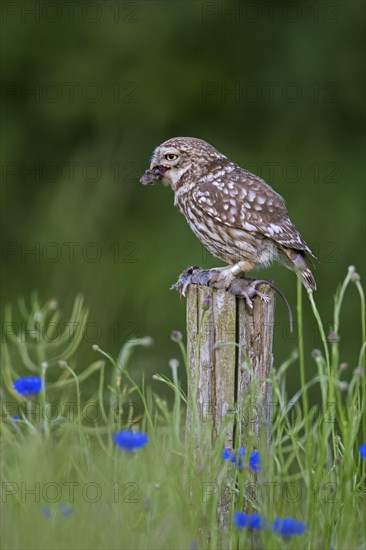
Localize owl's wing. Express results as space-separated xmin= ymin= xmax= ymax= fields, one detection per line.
xmin=192 ymin=167 xmax=315 ymax=257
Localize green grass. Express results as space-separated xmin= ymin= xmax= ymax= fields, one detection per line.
xmin=1 ymin=267 xmax=365 ymax=550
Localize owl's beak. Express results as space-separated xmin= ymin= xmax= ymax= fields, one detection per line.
xmin=139 ymin=165 xmax=170 ymax=185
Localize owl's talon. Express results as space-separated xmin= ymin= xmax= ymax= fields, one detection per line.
xmin=173 ymin=268 xmax=293 ymax=332
xmin=206 ymin=268 xmax=235 ymax=289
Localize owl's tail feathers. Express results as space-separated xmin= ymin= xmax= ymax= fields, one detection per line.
xmin=299 ymin=265 xmax=317 ymax=292
xmin=283 ymin=248 xmax=317 ymax=292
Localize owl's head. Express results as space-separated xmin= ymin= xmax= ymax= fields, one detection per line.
xmin=140 ymin=137 xmax=224 ymax=190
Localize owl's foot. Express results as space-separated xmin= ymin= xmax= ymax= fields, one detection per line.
xmin=172 ymin=265 xmax=240 ymax=297
xmin=172 ymin=268 xmax=293 ymax=332
xmin=172 ymin=266 xmax=265 ymax=300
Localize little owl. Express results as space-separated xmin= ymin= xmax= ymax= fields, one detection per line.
xmin=140 ymin=137 xmax=316 ymax=305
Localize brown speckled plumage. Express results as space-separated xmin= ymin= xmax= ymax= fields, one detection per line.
xmin=140 ymin=137 xmax=316 ymax=291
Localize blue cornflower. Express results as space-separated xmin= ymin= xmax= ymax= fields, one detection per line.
xmin=13 ymin=376 xmax=43 ymax=396
xmin=249 ymin=450 xmax=261 ymax=471
xmin=233 ymin=512 xmax=265 ymax=530
xmin=113 ymin=430 xmax=148 ymax=451
xmin=272 ymin=517 xmax=307 ymax=537
xmin=359 ymin=442 xmax=366 ymax=458
xmin=222 ymin=448 xmax=233 ymax=460
xmin=59 ymin=502 xmax=73 ymax=517
xmin=222 ymin=447 xmax=246 ymax=467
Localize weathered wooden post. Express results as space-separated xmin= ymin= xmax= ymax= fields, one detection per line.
xmin=185 ymin=282 xmax=275 ymax=534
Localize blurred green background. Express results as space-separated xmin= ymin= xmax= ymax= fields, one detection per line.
xmin=2 ymin=1 xmax=365 ymax=395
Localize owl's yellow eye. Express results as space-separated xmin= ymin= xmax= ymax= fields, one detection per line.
xmin=165 ymin=154 xmax=178 ymax=161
